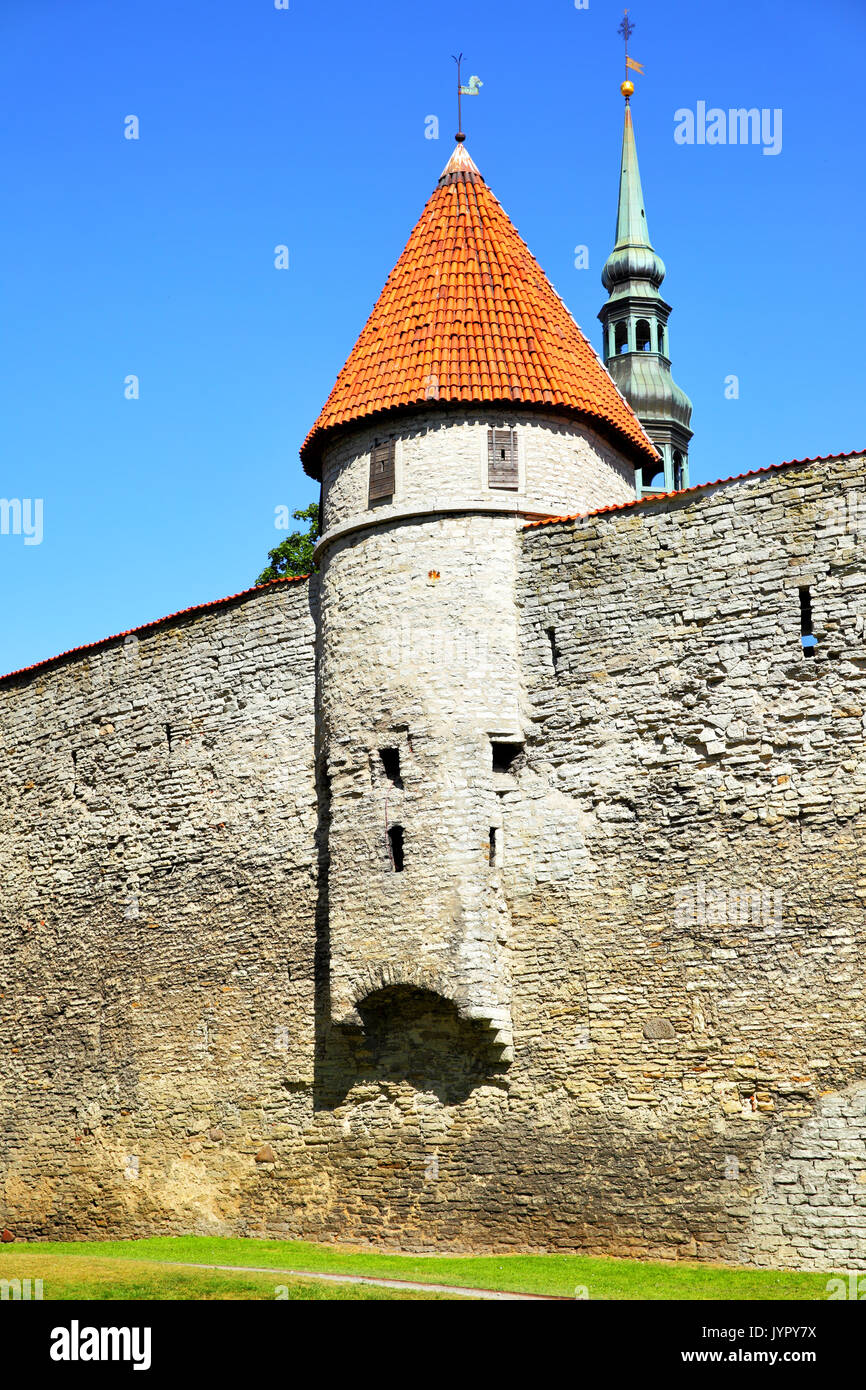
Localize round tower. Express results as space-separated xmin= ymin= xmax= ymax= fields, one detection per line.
xmin=302 ymin=142 xmax=657 ymax=1068
xmin=599 ymin=85 xmax=694 ymax=494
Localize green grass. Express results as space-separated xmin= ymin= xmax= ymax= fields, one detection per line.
xmin=8 ymin=1236 xmax=840 ymax=1300
xmin=0 ymin=1249 xmax=458 ymax=1301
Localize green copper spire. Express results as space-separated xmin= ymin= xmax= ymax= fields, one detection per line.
xmin=616 ymin=102 xmax=650 ymax=244
xmin=602 ymin=102 xmax=666 ymax=294
xmin=599 ymin=89 xmax=693 ymax=495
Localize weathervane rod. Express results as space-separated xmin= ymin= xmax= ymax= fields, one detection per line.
xmin=453 ymin=52 xmax=463 ymax=139
xmin=618 ymin=9 xmax=636 ymax=93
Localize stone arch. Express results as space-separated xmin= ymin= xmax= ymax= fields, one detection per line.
xmin=351 ymin=961 xmax=469 ymax=1016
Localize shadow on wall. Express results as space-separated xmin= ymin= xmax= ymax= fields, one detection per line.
xmin=315 ymin=981 xmax=508 ymax=1110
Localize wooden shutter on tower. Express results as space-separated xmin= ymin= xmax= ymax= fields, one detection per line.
xmin=488 ymin=429 xmax=518 ymax=489
xmin=369 ymin=440 xmax=396 ymax=501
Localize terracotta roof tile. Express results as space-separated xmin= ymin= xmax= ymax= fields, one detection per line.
xmin=301 ymin=145 xmax=657 ymax=475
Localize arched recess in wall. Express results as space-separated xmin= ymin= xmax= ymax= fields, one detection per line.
xmin=351 ymin=983 xmax=509 ymax=1104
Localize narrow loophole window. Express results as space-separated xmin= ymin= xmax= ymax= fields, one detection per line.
xmin=379 ymin=747 xmax=402 ymax=787
xmin=799 ymin=586 xmax=817 ymax=656
xmin=489 ymin=827 xmax=498 ymax=868
xmin=547 ymin=626 xmax=560 ymax=677
xmin=388 ymin=825 xmax=404 ymax=872
xmin=319 ymin=758 xmax=332 ymax=819
xmin=491 ymin=741 xmax=522 ymax=774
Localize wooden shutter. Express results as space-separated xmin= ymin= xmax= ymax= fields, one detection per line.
xmin=488 ymin=429 xmax=518 ymax=489
xmin=369 ymin=441 xmax=396 ymax=501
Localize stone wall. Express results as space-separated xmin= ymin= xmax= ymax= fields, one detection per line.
xmin=0 ymin=450 xmax=863 ymax=1270
xmin=318 ymin=511 xmax=520 ymax=1050
xmin=316 ymin=406 xmax=638 ymax=1062
xmin=513 ymin=449 xmax=866 ymax=1268
xmin=319 ymin=407 xmax=638 ymax=538
xmin=746 ymin=1084 xmax=866 ymax=1269
xmin=0 ymin=579 xmax=320 ymax=1239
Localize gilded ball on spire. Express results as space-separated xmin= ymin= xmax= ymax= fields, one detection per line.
xmin=621 ymin=79 xmax=635 ymax=98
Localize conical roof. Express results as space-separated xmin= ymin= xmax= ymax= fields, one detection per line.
xmin=300 ymin=143 xmax=657 ymax=475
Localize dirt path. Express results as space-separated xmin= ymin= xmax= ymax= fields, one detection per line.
xmin=163 ymin=1260 xmax=563 ymax=1301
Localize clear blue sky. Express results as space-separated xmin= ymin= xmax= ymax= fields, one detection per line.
xmin=1 ymin=0 xmax=863 ymax=673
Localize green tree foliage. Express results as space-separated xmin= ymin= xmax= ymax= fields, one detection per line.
xmin=256 ymin=502 xmax=319 ymax=583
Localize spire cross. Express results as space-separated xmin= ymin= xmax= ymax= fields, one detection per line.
xmin=618 ymin=11 xmax=636 ymax=90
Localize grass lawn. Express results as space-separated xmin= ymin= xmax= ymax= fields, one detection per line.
xmin=0 ymin=1248 xmax=458 ymax=1301
xmin=3 ymin=1236 xmax=838 ymax=1300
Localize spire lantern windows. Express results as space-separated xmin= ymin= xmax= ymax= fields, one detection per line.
xmin=598 ymin=85 xmax=693 ymax=495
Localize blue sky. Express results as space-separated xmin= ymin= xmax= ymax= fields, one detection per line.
xmin=1 ymin=0 xmax=863 ymax=673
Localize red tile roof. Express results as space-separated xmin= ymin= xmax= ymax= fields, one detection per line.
xmin=300 ymin=144 xmax=658 ymax=476
xmin=522 ymin=447 xmax=866 ymax=530
xmin=0 ymin=575 xmax=309 ymax=686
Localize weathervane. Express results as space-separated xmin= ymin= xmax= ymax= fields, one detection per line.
xmin=452 ymin=53 xmax=483 ymax=142
xmin=617 ymin=10 xmax=644 ymax=100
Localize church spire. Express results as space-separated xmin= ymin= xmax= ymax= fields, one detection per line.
xmin=598 ymin=82 xmax=693 ymax=494
xmin=606 ymin=98 xmax=664 ymax=281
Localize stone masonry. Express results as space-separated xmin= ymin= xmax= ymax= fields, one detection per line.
xmin=317 ymin=407 xmax=636 ymax=1056
xmin=0 ymin=448 xmax=863 ymax=1269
